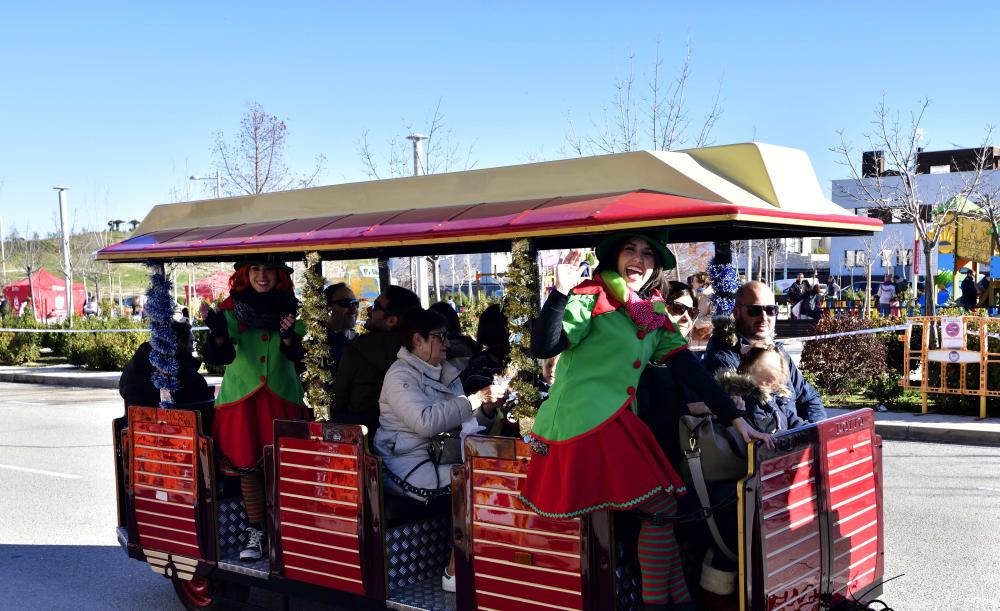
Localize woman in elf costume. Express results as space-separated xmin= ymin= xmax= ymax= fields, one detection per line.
xmin=523 ymin=232 xmax=771 ymax=610
xmin=201 ymin=255 xmax=306 ymax=562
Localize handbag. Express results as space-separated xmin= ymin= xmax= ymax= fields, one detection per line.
xmin=678 ymin=414 xmax=748 ymax=484
xmin=428 ymin=432 xmax=463 ymax=466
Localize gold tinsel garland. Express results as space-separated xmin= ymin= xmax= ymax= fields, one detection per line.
xmin=300 ymin=251 xmax=332 ymax=421
xmin=502 ymin=238 xmax=541 ymax=421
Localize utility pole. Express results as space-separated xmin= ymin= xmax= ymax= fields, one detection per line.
xmin=54 ymin=187 xmax=73 ymax=322
xmin=407 ymin=133 xmax=430 ymax=307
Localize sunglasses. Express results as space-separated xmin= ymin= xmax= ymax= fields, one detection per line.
xmin=668 ymin=301 xmax=698 ymax=318
xmin=739 ymin=304 xmax=778 ymax=317
xmin=371 ymin=300 xmax=386 ymax=313
xmin=329 ymin=298 xmax=360 ymax=309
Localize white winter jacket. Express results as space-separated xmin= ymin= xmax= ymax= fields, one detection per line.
xmin=374 ymin=347 xmax=495 ymax=496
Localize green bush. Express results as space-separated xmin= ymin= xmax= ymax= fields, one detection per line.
xmin=863 ymin=371 xmax=905 ymax=407
xmin=0 ymin=312 xmax=41 ymax=364
xmin=65 ymin=316 xmax=147 ymax=370
xmin=800 ymin=315 xmax=887 ymax=394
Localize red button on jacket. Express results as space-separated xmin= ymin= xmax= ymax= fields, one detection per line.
xmin=633 ymin=360 xmax=642 ymax=369
xmin=261 ymin=334 xmax=269 ymax=342
xmin=259 ymin=375 xmax=266 ymax=383
xmin=627 ymin=386 xmax=636 ymax=395
xmin=259 ymin=356 xmax=266 ymax=363
xmin=636 ymin=330 xmax=646 ymax=339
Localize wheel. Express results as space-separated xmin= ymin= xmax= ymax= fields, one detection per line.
xmin=171 ymin=575 xmax=249 ymax=611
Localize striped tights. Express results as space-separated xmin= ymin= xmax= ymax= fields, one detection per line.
xmin=636 ymin=492 xmax=691 ymax=605
xmin=241 ymin=474 xmax=266 ymax=526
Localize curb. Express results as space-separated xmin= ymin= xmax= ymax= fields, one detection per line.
xmin=873 ymin=421 xmax=1000 ymax=446
xmin=0 ymin=371 xmax=120 ymax=389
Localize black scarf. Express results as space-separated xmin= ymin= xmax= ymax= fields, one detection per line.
xmin=231 ymin=289 xmax=298 ymax=330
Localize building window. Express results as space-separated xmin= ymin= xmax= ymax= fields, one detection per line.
xmin=880 ymin=249 xmax=893 ymax=267
xmin=845 ymin=250 xmax=867 ymax=267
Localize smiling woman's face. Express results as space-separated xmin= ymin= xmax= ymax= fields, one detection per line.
xmin=616 ymin=237 xmax=657 ymax=291
xmin=248 ymin=265 xmax=277 ymax=293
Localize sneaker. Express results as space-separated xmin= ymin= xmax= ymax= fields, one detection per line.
xmin=240 ymin=525 xmax=266 ymax=562
xmin=441 ymin=568 xmax=456 ymax=593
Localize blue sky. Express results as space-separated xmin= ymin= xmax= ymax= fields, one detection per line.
xmin=1 ymin=0 xmax=998 ymax=236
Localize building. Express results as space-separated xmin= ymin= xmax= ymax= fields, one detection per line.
xmin=829 ymin=147 xmax=1000 ymax=288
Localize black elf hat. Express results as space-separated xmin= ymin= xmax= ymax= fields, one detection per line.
xmin=233 ymin=254 xmax=294 ymax=274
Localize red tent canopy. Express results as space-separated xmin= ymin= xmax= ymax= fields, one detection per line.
xmin=183 ymin=270 xmax=232 ymax=302
xmin=2 ymin=268 xmax=86 ymax=321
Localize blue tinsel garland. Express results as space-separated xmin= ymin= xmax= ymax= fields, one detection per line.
xmin=708 ymin=263 xmax=739 ymax=316
xmin=146 ymin=264 xmax=179 ymax=408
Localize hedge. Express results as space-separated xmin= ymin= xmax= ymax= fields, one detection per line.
xmin=64 ymin=316 xmax=148 ymax=371
xmin=0 ymin=312 xmax=41 ymax=365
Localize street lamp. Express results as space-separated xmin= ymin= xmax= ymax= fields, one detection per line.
xmin=189 ymin=170 xmax=221 ymax=198
xmin=54 ymin=187 xmax=73 ymax=322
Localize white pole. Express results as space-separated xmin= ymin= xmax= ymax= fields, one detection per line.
xmin=782 ymin=238 xmax=788 ymax=280
xmin=746 ymin=240 xmax=753 ymax=283
xmin=55 ymin=187 xmax=73 ymax=322
xmin=408 ymin=134 xmax=430 ymax=307
xmin=215 ymin=170 xmax=222 ymax=198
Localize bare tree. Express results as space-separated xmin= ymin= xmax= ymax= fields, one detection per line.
xmin=833 ymin=96 xmax=992 ymax=320
xmin=565 ymin=38 xmax=724 ymax=156
xmin=9 ymin=227 xmax=50 ymax=317
xmin=356 ymin=99 xmax=477 ymax=179
xmin=968 ymin=165 xmax=1000 ymax=254
xmin=213 ymin=102 xmax=326 ymax=195
xmin=854 ymin=232 xmax=903 ymax=317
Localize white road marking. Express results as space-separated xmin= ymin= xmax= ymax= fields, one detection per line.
xmin=975 ymin=486 xmax=1000 ymax=492
xmin=0 ymin=463 xmax=82 ymax=479
xmin=8 ymin=401 xmax=44 ymax=406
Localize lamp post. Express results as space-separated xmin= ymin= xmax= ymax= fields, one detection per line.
xmin=407 ymin=134 xmax=430 ymax=307
xmin=54 ymin=187 xmax=73 ymax=322
xmin=189 ymin=170 xmax=222 ymax=199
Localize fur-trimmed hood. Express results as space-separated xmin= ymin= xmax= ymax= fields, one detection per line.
xmin=712 ymin=316 xmax=739 ymax=348
xmin=714 ymin=370 xmax=792 ymax=403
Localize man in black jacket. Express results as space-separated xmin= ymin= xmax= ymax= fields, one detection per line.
xmin=330 ymin=285 xmax=420 ymax=439
xmin=119 ymin=320 xmax=215 ymax=427
xmin=703 ymin=281 xmax=826 ymax=423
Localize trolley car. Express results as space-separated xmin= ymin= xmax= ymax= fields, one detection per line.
xmin=100 ymin=143 xmax=886 ymax=610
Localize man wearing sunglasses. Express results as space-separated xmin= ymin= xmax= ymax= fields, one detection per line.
xmin=331 ymin=285 xmax=421 ymax=442
xmin=703 ymin=281 xmax=826 ymax=423
xmin=323 ymin=283 xmax=359 ymax=378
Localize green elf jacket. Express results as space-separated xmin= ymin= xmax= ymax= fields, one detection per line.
xmin=215 ymin=309 xmax=306 ymax=408
xmin=531 ymin=280 xmax=687 ymax=443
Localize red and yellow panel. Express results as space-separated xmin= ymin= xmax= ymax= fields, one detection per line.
xmin=277 ymin=434 xmax=365 ymax=594
xmin=471 ymin=441 xmax=584 ymax=611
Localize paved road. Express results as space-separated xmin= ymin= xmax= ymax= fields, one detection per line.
xmin=0 ymin=383 xmax=183 ymax=610
xmin=879 ymin=440 xmax=1000 ymax=610
xmin=2 ymin=382 xmax=999 ymax=610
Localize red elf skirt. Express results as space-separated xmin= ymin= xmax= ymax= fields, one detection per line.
xmin=519 ymin=404 xmax=685 ymax=519
xmin=213 ymin=385 xmax=304 ymax=472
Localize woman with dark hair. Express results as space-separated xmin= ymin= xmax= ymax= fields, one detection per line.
xmin=523 ymin=233 xmax=771 ymax=611
xmin=428 ymin=300 xmax=477 ymax=369
xmin=374 ymin=307 xmax=506 ymax=591
xmin=461 ymin=303 xmax=510 ymax=394
xmin=200 ymin=256 xmax=306 ymax=562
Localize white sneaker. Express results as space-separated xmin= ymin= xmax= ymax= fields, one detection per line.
xmin=441 ymin=568 xmax=456 ymax=592
xmin=240 ymin=525 xmax=265 ymax=562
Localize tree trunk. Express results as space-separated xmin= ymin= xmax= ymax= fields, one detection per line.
xmin=26 ymin=270 xmax=36 ymax=322
xmin=864 ymin=263 xmax=873 ymax=318
xmin=924 ymin=244 xmax=936 ymax=319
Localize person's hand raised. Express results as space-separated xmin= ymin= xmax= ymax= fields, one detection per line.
xmin=555 ymin=249 xmax=585 ymax=295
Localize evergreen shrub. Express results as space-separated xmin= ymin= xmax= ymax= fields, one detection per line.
xmin=0 ymin=312 xmax=41 ymax=364
xmin=65 ymin=316 xmax=146 ymax=370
